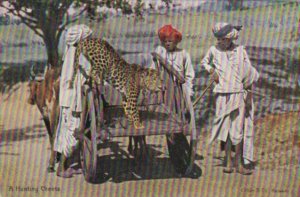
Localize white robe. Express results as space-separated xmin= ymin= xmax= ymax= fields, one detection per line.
xmin=201 ymin=45 xmax=259 ymax=161
xmin=54 ymin=53 xmax=91 ymax=157
xmin=54 ymin=25 xmax=93 ymax=157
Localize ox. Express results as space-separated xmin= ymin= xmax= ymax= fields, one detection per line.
xmin=27 ymin=64 xmax=60 ymax=172
xmin=28 ymin=63 xmax=148 ymax=171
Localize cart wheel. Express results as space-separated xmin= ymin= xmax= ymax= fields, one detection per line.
xmin=80 ymin=88 xmax=98 ymax=182
xmin=166 ymin=133 xmax=190 ymax=175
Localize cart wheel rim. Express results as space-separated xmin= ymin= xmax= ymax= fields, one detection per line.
xmin=80 ymin=134 xmax=97 ymax=181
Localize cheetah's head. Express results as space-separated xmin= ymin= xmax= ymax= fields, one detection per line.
xmin=141 ymin=68 xmax=163 ymax=92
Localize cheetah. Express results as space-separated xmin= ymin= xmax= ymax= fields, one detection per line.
xmin=69 ymin=38 xmax=162 ymax=129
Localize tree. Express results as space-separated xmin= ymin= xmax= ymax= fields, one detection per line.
xmin=227 ymin=0 xmax=243 ymax=10
xmin=0 ymin=0 xmax=133 ymax=68
xmin=162 ymin=0 xmax=172 ymax=10
xmin=133 ymin=0 xmax=144 ymax=20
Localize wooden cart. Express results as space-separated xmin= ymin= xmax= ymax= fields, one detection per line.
xmin=78 ymin=60 xmax=198 ymax=182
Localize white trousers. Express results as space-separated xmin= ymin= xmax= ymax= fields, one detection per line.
xmin=210 ymin=92 xmax=255 ymax=162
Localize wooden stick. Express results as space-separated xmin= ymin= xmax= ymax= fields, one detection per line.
xmin=193 ymin=79 xmax=214 ymax=107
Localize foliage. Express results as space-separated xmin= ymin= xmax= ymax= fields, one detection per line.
xmin=0 ymin=0 xmax=136 ymax=68
xmin=133 ymin=0 xmax=144 ymax=20
xmin=162 ymin=0 xmax=172 ymax=9
xmin=120 ymin=1 xmax=133 ymax=15
xmin=0 ymin=1 xmax=298 ymax=94
xmin=227 ymin=0 xmax=244 ymax=10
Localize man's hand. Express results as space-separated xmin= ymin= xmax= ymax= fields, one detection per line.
xmin=151 ymin=52 xmax=163 ymax=63
xmin=209 ymin=68 xmax=219 ymax=84
xmin=151 ymin=51 xmax=185 ymax=84
xmin=151 ymin=52 xmax=157 ymax=58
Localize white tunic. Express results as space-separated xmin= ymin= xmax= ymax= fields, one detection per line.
xmin=202 ymin=45 xmax=259 ymax=93
xmin=201 ymin=45 xmax=259 ymax=161
xmin=154 ymin=45 xmax=195 ymax=96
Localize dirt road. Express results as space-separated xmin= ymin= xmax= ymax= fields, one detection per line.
xmin=0 ymin=83 xmax=298 ymax=197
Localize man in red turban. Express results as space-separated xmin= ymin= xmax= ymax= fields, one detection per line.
xmin=152 ymin=24 xmax=197 ymax=176
xmin=158 ymin=24 xmax=182 ymax=43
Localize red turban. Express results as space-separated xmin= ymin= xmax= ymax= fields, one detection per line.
xmin=158 ymin=25 xmax=182 ymax=43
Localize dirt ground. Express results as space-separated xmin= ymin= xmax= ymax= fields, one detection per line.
xmin=0 ymin=82 xmax=299 ymax=197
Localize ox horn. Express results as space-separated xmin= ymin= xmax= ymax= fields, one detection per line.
xmin=30 ymin=64 xmax=36 ymax=80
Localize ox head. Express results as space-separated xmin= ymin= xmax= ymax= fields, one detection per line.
xmin=28 ymin=64 xmax=39 ymax=105
xmin=27 ymin=63 xmax=53 ymax=106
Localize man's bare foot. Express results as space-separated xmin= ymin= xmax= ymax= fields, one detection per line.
xmin=47 ymin=165 xmax=55 ymax=173
xmin=236 ymin=166 xmax=252 ymax=175
xmin=27 ymin=98 xmax=35 ymax=105
xmin=56 ymin=167 xmax=73 ymax=178
xmin=223 ymin=152 xmax=233 ymax=173
xmin=223 ymin=167 xmax=234 ymax=173
xmin=71 ymin=168 xmax=82 ymax=175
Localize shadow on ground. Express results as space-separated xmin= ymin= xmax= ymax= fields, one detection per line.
xmin=0 ymin=60 xmax=47 ymax=94
xmin=81 ymin=140 xmax=203 ymax=184
xmin=0 ymin=124 xmax=47 ymax=147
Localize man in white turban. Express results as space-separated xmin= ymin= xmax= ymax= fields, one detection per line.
xmin=54 ymin=24 xmax=93 ymax=178
xmin=200 ymin=22 xmax=259 ymax=175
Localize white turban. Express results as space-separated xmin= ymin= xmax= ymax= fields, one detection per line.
xmin=62 ymin=24 xmax=93 ymax=61
xmin=212 ymin=22 xmax=242 ymax=40
xmin=65 ymin=24 xmax=93 ymax=45
xmin=60 ymin=24 xmax=93 ymax=112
